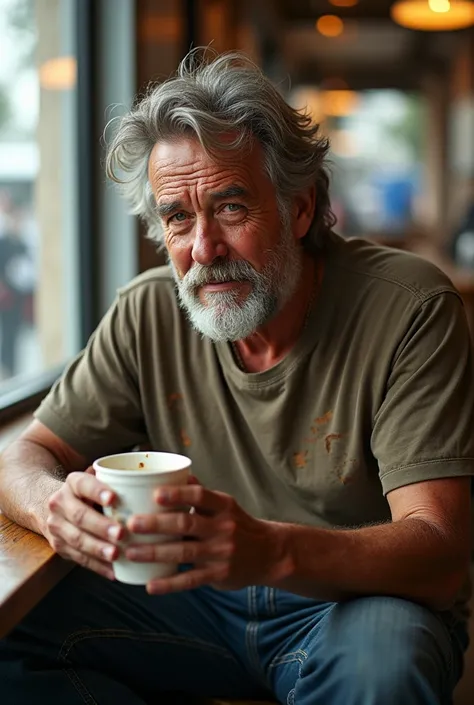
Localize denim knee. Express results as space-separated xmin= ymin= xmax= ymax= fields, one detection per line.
xmin=294 ymin=596 xmax=462 ymax=705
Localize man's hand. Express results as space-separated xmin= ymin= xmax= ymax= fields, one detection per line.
xmin=45 ymin=471 xmax=125 ymax=580
xmin=125 ymin=483 xmax=288 ymax=594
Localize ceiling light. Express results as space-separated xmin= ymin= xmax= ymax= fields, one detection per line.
xmin=316 ymin=15 xmax=345 ymax=37
xmin=428 ymin=0 xmax=451 ymax=10
xmin=321 ymin=90 xmax=359 ymax=117
xmin=391 ymin=0 xmax=474 ymax=30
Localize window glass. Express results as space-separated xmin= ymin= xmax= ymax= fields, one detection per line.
xmin=0 ymin=0 xmax=79 ymax=392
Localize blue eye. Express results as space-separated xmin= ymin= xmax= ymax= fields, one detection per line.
xmin=170 ymin=212 xmax=187 ymax=223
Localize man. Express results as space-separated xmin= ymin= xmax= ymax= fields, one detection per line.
xmin=0 ymin=200 xmax=36 ymax=378
xmin=0 ymin=51 xmax=472 ymax=705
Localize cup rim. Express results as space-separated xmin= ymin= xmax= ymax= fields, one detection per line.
xmin=93 ymin=451 xmax=192 ymax=476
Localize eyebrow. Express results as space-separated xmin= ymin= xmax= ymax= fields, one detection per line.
xmin=155 ymin=185 xmax=249 ymax=219
xmin=209 ymin=185 xmax=249 ymax=201
xmin=156 ymin=200 xmax=183 ymax=218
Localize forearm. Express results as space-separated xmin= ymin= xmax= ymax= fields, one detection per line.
xmin=269 ymin=518 xmax=469 ymax=610
xmin=0 ymin=439 xmax=67 ymax=535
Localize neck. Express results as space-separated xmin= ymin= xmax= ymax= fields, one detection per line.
xmin=233 ymin=252 xmax=320 ymax=373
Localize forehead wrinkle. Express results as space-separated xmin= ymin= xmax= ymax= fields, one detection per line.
xmin=149 ymin=149 xmax=256 ymax=183
xmin=154 ymin=162 xmax=254 ymax=187
xmin=149 ymin=135 xmax=268 ymax=191
xmin=154 ymin=170 xmax=255 ymax=212
xmin=149 ymin=141 xmax=266 ymax=214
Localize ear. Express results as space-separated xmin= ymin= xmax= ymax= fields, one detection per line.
xmin=292 ymin=185 xmax=316 ymax=241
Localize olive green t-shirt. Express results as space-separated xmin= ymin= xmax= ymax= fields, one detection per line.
xmin=35 ymin=232 xmax=474 ymax=611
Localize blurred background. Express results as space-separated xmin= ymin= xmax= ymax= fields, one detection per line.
xmin=0 ymin=0 xmax=474 ymax=390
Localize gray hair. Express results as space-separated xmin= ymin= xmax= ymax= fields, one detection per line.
xmin=105 ymin=49 xmax=335 ymax=250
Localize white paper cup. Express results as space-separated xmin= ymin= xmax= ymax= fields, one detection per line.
xmin=93 ymin=451 xmax=191 ymax=585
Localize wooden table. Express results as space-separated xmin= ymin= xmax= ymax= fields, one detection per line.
xmin=0 ymin=512 xmax=73 ymax=637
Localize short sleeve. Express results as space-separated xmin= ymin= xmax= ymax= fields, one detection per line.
xmin=372 ymin=291 xmax=474 ymax=495
xmin=34 ymin=293 xmax=148 ymax=462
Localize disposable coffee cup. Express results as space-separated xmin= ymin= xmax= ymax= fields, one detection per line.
xmin=93 ymin=451 xmax=191 ymax=585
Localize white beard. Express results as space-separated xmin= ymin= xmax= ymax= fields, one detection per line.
xmin=170 ymin=225 xmax=303 ymax=342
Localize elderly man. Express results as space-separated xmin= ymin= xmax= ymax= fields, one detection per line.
xmin=0 ymin=51 xmax=472 ymax=705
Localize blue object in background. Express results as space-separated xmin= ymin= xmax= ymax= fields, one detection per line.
xmin=373 ymin=172 xmax=417 ymax=232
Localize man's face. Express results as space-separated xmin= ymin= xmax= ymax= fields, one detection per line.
xmin=148 ymin=136 xmax=302 ymax=341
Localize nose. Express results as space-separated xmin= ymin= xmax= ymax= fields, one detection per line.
xmin=191 ymin=218 xmax=228 ymax=265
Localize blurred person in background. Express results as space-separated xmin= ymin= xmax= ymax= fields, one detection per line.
xmin=0 ymin=51 xmax=472 ymax=705
xmin=0 ymin=195 xmax=36 ymax=378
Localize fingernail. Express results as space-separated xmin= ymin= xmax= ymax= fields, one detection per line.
xmin=156 ymin=490 xmax=170 ymax=504
xmin=108 ymin=525 xmax=122 ymax=541
xmin=131 ymin=518 xmax=146 ymax=531
xmin=100 ymin=490 xmax=113 ymax=505
xmin=103 ymin=545 xmax=116 ymax=561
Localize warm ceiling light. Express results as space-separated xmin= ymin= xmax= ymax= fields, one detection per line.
xmin=39 ymin=56 xmax=77 ymax=90
xmin=329 ymin=0 xmax=359 ymax=6
xmin=321 ymin=90 xmax=359 ymax=117
xmin=316 ymin=15 xmax=345 ymax=37
xmin=391 ymin=1 xmax=474 ymax=30
xmin=428 ymin=0 xmax=451 ymax=9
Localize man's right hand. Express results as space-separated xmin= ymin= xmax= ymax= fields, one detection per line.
xmin=45 ymin=471 xmax=124 ymax=580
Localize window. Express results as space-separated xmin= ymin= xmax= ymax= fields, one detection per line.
xmin=0 ymin=0 xmax=81 ymax=401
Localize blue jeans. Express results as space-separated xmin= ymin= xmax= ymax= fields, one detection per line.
xmin=0 ymin=567 xmax=468 ymax=704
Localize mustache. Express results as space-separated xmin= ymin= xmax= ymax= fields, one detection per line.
xmin=182 ymin=260 xmax=258 ymax=288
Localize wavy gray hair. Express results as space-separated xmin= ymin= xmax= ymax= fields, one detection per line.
xmin=105 ymin=50 xmax=335 ymax=250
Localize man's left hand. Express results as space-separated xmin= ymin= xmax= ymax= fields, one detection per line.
xmin=124 ymin=483 xmax=287 ymax=594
